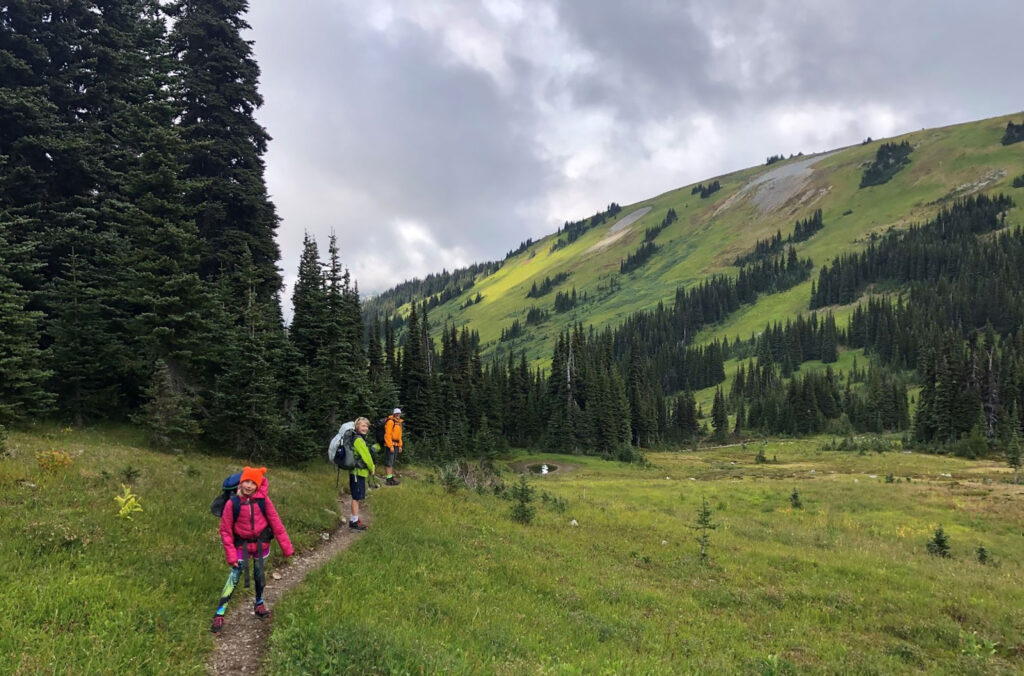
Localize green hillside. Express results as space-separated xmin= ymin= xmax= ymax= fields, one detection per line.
xmin=370 ymin=112 xmax=1024 ymax=366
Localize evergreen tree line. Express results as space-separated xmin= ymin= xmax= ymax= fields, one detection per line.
xmin=913 ymin=327 xmax=1024 ymax=448
xmin=691 ymin=180 xmax=721 ymax=198
xmin=553 ymin=287 xmax=581 ymax=313
xmin=644 ymin=208 xmax=678 ymax=243
xmin=525 ymin=271 xmax=571 ymax=298
xmin=734 ymin=246 xmax=812 ymax=301
xmin=792 ymin=209 xmax=824 ymax=242
xmin=375 ymin=303 xmax=549 ymax=463
xmin=362 ymin=260 xmax=499 ymax=321
xmin=809 ymin=194 xmax=1024 ymax=451
xmin=505 ymin=238 xmax=535 ymax=259
xmin=0 ymin=0 xmax=328 ymax=463
xmin=619 ymin=242 xmax=660 ymax=274
xmin=525 ymin=307 xmax=550 ymax=325
xmin=733 ymin=230 xmax=786 ymax=266
xmin=860 ymin=140 xmax=913 ymax=188
xmin=810 ymin=194 xmax=1013 ymax=308
xmin=728 ymin=313 xmax=841 ymax=375
xmin=500 ymin=319 xmax=525 ymax=342
xmin=372 ymin=309 xmax=638 ymax=461
xmin=460 ymin=292 xmax=484 ymax=309
xmin=422 ymin=279 xmax=478 ymax=312
xmin=1001 ymin=119 xmax=1024 ymax=146
xmin=733 ymin=209 xmax=824 ymax=267
xmin=839 ymin=261 xmax=1024 ymax=448
xmin=1012 ymin=174 xmax=1024 ymax=189
xmin=550 ymin=202 xmax=623 ymax=251
xmin=765 ymin=154 xmax=784 ymax=166
xmin=728 ymin=363 xmax=909 ymax=437
xmin=620 ymin=208 xmax=681 ymax=274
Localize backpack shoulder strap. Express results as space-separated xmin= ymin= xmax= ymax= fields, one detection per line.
xmin=232 ymin=496 xmax=268 ymax=520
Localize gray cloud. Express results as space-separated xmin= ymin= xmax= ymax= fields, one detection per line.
xmin=245 ymin=0 xmax=1024 ymax=313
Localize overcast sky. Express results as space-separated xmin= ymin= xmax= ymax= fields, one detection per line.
xmin=244 ymin=0 xmax=1023 ymax=311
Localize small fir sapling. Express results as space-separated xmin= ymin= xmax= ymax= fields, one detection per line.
xmin=694 ymin=497 xmax=717 ymax=564
xmin=510 ymin=474 xmax=536 ymax=524
xmin=927 ymin=526 xmax=950 ymax=558
xmin=789 ymin=488 xmax=802 ymax=509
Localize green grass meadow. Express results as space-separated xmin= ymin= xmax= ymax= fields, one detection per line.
xmin=3 ymin=426 xmax=1022 ymax=673
xmin=0 ymin=425 xmax=340 ymax=674
xmin=267 ymin=444 xmax=1023 ymax=674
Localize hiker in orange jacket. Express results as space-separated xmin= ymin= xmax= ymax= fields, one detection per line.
xmin=383 ymin=408 xmax=403 ymax=486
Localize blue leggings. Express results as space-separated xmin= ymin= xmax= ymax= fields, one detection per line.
xmin=215 ymin=554 xmax=266 ymax=615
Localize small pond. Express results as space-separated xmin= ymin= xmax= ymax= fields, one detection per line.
xmin=528 ymin=463 xmax=557 ymax=474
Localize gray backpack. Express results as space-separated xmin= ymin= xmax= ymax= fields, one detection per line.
xmin=328 ymin=422 xmax=357 ymax=470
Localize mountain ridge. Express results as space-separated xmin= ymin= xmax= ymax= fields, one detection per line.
xmin=364 ymin=111 xmax=1024 ymax=366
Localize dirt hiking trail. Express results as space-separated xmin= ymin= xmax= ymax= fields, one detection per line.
xmin=207 ymin=495 xmax=367 ymax=675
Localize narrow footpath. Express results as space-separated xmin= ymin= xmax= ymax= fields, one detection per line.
xmin=207 ymin=495 xmax=367 ymax=675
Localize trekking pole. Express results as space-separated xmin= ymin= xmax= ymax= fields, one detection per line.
xmin=335 ymin=465 xmax=340 ymax=489
xmin=241 ymin=546 xmax=251 ymax=588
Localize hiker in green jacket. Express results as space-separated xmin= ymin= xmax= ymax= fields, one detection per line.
xmin=348 ymin=417 xmax=376 ymax=531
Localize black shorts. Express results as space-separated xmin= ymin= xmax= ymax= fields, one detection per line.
xmin=349 ymin=474 xmax=366 ymax=501
xmin=384 ymin=449 xmax=397 ymax=467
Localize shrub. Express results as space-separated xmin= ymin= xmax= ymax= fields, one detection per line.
xmin=120 ymin=465 xmax=142 ymax=484
xmin=540 ymin=491 xmax=568 ymax=513
xmin=114 ymin=484 xmax=143 ymax=520
xmin=36 ymin=450 xmax=72 ymax=472
xmin=438 ymin=463 xmax=464 ymax=494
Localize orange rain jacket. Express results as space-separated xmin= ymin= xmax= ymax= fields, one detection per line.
xmin=384 ymin=414 xmax=403 ymax=450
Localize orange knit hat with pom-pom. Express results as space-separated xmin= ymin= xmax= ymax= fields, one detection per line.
xmin=240 ymin=466 xmax=267 ymax=486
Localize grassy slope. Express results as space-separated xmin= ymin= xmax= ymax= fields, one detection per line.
xmin=415 ymin=113 xmax=1024 ymax=368
xmin=269 ymin=445 xmax=1023 ymax=674
xmin=0 ymin=426 xmax=340 ymax=674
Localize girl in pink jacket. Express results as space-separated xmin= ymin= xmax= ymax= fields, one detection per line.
xmin=211 ymin=466 xmax=293 ymax=634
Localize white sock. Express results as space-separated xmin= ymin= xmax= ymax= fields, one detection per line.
xmin=350 ymin=515 xmax=358 ymax=523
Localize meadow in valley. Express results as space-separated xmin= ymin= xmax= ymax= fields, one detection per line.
xmin=4 ymin=426 xmax=1020 ymax=674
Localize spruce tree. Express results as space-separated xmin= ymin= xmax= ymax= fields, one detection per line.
xmin=711 ymin=388 xmax=728 ymax=441
xmin=694 ymin=497 xmax=716 ymax=564
xmin=0 ymin=233 xmax=53 ymax=423
xmin=1005 ymin=402 xmax=1022 ymax=484
xmin=927 ymin=526 xmax=951 ymax=558
xmin=400 ymin=303 xmax=431 ymax=442
xmin=169 ymin=0 xmax=282 ymax=303
xmin=205 ymin=249 xmax=285 ymax=460
xmin=289 ymin=232 xmax=328 ymax=365
xmin=134 ymin=359 xmax=201 ymax=449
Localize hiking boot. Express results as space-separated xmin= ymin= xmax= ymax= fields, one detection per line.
xmin=348 ymin=519 xmax=368 ymax=531
xmin=254 ymin=603 xmax=270 ymax=618
xmin=210 ymin=615 xmax=224 ymax=634
xmin=386 ymin=477 xmax=400 ymax=486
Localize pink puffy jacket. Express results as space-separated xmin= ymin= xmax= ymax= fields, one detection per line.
xmin=218 ymin=477 xmax=294 ymax=566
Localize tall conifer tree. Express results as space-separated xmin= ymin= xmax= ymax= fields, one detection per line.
xmin=169 ymin=0 xmax=281 ymax=302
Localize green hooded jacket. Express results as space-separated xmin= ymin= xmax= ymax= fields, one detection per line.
xmin=351 ymin=435 xmax=375 ymax=478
